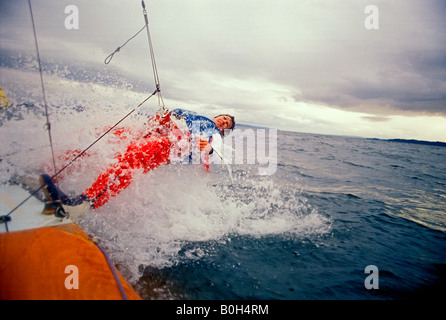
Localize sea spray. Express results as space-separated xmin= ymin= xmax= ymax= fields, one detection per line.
xmin=1 ymin=65 xmax=332 ymax=298
xmin=75 ymin=163 xmax=331 ymax=283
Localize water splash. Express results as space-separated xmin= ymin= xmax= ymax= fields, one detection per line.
xmin=74 ymin=163 xmax=331 ymax=283
xmin=1 ymin=65 xmax=331 ymax=288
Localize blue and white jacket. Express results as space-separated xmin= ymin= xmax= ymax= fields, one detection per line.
xmin=169 ymin=108 xmax=223 ymax=164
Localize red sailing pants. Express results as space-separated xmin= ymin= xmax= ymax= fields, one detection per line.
xmin=83 ymin=113 xmax=182 ymax=208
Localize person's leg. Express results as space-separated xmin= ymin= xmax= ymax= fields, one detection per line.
xmin=84 ymin=136 xmax=171 ymax=208
xmin=40 ymin=114 xmax=179 ymax=210
xmin=40 ymin=174 xmax=89 ymax=206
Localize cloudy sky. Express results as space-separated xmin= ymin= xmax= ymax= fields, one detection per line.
xmin=1 ymin=0 xmax=445 ymax=141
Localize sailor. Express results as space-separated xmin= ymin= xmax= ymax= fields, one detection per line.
xmin=40 ymin=109 xmax=235 ymax=212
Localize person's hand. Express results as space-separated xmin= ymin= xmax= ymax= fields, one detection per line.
xmin=195 ymin=137 xmax=213 ymax=153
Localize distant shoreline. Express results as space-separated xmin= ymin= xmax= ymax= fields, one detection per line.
xmin=237 ymin=125 xmax=446 ymax=147
xmin=367 ymin=138 xmax=446 ymax=147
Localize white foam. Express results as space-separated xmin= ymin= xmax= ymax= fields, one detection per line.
xmin=1 ymin=67 xmax=331 ymax=282
xmin=74 ymin=164 xmax=331 ymax=282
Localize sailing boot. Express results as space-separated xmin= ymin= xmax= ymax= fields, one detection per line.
xmin=39 ymin=174 xmax=90 ymax=217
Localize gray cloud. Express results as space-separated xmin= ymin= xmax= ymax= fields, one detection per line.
xmin=153 ymin=0 xmax=446 ymax=117
xmin=361 ymin=116 xmax=391 ymax=123
xmin=1 ymin=0 xmax=445 ymax=140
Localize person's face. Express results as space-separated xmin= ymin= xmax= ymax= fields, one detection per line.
xmin=213 ymin=115 xmax=233 ymax=131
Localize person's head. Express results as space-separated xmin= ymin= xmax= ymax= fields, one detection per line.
xmin=213 ymin=114 xmax=235 ymax=133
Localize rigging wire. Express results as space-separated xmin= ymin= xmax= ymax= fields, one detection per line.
xmin=104 ymin=1 xmax=165 ymax=111
xmin=2 ymin=91 xmax=158 ymax=219
xmin=141 ymin=0 xmax=165 ymax=111
xmin=27 ymin=0 xmax=58 ymax=182
xmin=2 ymin=1 xmax=167 ymax=219
xmin=104 ymin=25 xmax=146 ymax=65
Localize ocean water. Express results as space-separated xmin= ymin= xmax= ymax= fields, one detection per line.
xmin=1 ymin=65 xmax=445 ymax=300
xmin=129 ymin=131 xmax=446 ymax=300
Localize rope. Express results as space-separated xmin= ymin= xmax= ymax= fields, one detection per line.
xmin=28 ymin=0 xmax=58 ymax=182
xmin=4 ymin=2 xmax=166 ymax=219
xmin=104 ymin=1 xmax=165 ymax=111
xmin=2 ymin=90 xmax=158 ymax=220
xmin=212 ymin=147 xmax=235 ymax=184
xmin=141 ymin=0 xmax=165 ymax=110
xmin=96 ymin=244 xmax=128 ymax=300
xmin=104 ymin=25 xmax=146 ymax=64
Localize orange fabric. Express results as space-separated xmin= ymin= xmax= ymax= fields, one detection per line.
xmin=0 ymin=223 xmax=140 ymax=300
